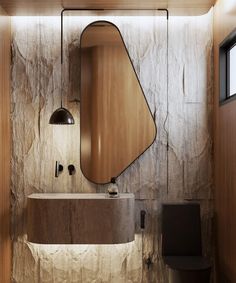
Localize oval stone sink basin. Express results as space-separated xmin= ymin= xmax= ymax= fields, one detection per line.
xmin=27 ymin=193 xmax=135 ymax=245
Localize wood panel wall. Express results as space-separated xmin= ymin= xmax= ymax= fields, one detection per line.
xmin=214 ymin=0 xmax=236 ymax=282
xmin=0 ymin=0 xmax=214 ymax=16
xmin=0 ymin=5 xmax=11 ymax=283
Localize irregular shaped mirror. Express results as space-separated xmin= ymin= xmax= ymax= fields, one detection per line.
xmin=80 ymin=21 xmax=156 ymax=184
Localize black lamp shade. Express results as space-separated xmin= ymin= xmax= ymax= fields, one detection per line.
xmin=49 ymin=107 xmax=75 ymax=125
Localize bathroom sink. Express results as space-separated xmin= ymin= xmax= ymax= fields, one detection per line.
xmin=27 ymin=193 xmax=135 ymax=245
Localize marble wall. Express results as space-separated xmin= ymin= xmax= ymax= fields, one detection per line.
xmin=11 ymin=11 xmax=214 ymax=283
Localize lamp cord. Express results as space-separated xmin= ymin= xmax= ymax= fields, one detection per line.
xmin=158 ymin=9 xmax=169 ymax=195
xmin=166 ymin=11 xmax=169 ymax=196
xmin=60 ymin=11 xmax=64 ymax=108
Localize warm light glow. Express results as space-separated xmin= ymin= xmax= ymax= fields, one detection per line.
xmin=27 ymin=234 xmax=141 ymax=253
xmin=26 ymin=234 xmax=142 ymax=280
xmin=223 ymin=0 xmax=236 ymax=14
xmin=11 ymin=14 xmax=165 ymax=31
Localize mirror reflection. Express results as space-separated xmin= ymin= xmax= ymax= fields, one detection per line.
xmin=80 ymin=21 xmax=156 ymax=184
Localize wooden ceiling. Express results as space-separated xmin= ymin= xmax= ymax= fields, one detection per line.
xmin=0 ymin=0 xmax=215 ymax=16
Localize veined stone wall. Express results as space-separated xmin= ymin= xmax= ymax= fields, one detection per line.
xmin=11 ymin=11 xmax=213 ymax=283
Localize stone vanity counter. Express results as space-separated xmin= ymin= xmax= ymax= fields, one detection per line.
xmin=27 ymin=193 xmax=135 ymax=244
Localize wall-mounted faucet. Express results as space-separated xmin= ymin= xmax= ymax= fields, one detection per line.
xmin=55 ymin=161 xmax=63 ymax=177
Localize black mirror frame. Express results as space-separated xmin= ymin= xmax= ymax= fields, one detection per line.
xmin=79 ymin=20 xmax=157 ymax=184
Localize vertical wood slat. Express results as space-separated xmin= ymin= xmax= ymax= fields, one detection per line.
xmin=214 ymin=0 xmax=236 ymax=282
xmin=0 ymin=5 xmax=11 ymax=283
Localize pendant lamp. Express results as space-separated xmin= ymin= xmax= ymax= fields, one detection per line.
xmin=49 ymin=11 xmax=75 ymax=125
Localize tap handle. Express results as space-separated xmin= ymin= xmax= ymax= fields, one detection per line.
xmin=68 ymin=164 xmax=75 ymax=175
